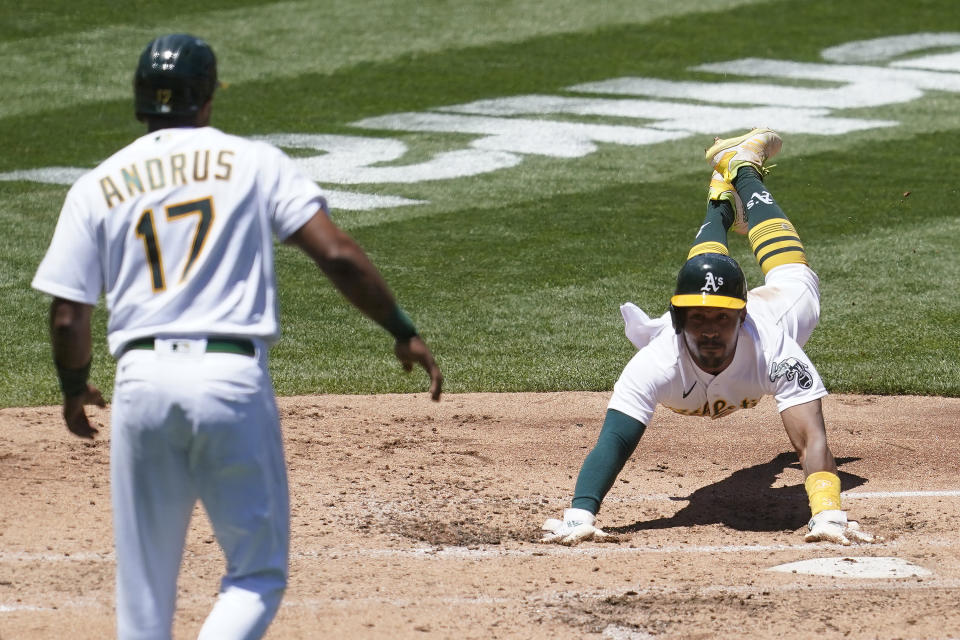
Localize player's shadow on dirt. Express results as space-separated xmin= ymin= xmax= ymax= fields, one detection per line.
xmin=606 ymin=452 xmax=867 ymax=533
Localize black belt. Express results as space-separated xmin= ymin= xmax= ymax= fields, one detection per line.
xmin=123 ymin=337 xmax=256 ymax=357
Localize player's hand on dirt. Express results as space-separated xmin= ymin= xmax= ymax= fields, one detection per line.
xmin=541 ymin=508 xmax=616 ymax=545
xmin=804 ymin=510 xmax=881 ymax=545
xmin=62 ymin=384 xmax=106 ymax=439
xmin=394 ymin=336 xmax=443 ymax=401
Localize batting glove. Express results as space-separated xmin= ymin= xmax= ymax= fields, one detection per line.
xmin=541 ymin=508 xmax=615 ymax=545
xmin=804 ymin=510 xmax=880 ymax=545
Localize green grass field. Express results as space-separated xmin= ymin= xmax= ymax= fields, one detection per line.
xmin=2 ymin=0 xmax=959 ymax=406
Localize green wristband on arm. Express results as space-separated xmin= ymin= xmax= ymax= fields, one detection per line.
xmin=56 ymin=359 xmax=91 ymax=397
xmin=384 ymin=306 xmax=418 ymax=341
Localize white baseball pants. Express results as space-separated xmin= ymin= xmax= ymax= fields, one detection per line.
xmin=110 ymin=338 xmax=288 ymax=640
xmin=746 ymin=262 xmax=821 ymax=347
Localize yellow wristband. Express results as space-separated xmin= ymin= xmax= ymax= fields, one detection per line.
xmin=804 ymin=471 xmax=841 ymax=516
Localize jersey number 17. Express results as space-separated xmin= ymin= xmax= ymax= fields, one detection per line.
xmin=134 ymin=196 xmax=214 ymax=292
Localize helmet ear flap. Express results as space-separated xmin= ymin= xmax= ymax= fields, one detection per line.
xmin=670 ymin=304 xmax=682 ymax=334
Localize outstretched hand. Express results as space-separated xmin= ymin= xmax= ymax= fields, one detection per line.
xmin=804 ymin=510 xmax=881 ymax=545
xmin=62 ymin=384 xmax=106 ymax=439
xmin=541 ymin=508 xmax=617 ymax=546
xmin=395 ymin=336 xmax=443 ymax=401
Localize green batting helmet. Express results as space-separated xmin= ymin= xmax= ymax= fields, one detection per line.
xmin=669 ymin=253 xmax=747 ymax=333
xmin=134 ymin=34 xmax=217 ymax=120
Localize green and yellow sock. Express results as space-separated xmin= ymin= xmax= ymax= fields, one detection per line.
xmin=687 ymin=200 xmax=732 ymax=260
xmin=734 ymin=166 xmax=808 ymax=274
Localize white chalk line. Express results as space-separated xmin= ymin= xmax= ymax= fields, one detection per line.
xmin=0 ymin=593 xmax=516 ymax=613
xmin=597 ymin=489 xmax=960 ymax=503
xmin=843 ymin=490 xmax=960 ymax=499
xmin=301 ymin=537 xmax=954 ymax=558
xmin=0 ymin=551 xmax=112 ymax=562
xmin=3 ymin=534 xmax=958 ymax=565
xmin=0 ymin=604 xmax=44 ymax=612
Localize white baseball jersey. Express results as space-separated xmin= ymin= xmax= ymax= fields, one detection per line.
xmin=32 ymin=126 xmax=326 ymax=356
xmin=609 ymin=263 xmax=827 ymax=425
xmin=32 ymin=124 xmax=326 ymax=638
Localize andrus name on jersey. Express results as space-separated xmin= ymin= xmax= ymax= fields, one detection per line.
xmin=665 ymin=396 xmax=762 ymax=419
xmin=99 ymin=149 xmax=234 ymax=209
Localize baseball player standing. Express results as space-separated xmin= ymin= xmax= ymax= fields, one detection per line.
xmin=32 ymin=34 xmax=442 ymax=639
xmin=542 ymin=128 xmax=878 ymax=547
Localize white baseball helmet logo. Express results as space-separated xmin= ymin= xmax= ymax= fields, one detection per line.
xmin=701 ymin=271 xmax=723 ymax=293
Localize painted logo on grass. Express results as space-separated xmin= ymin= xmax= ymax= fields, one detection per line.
xmin=4 ymin=33 xmax=960 ymax=210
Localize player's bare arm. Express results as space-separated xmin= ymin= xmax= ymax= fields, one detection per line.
xmin=49 ymin=297 xmax=105 ymax=439
xmin=780 ymin=398 xmax=879 ymax=544
xmin=780 ymin=398 xmax=837 ymax=476
xmin=287 ymin=211 xmax=443 ymax=401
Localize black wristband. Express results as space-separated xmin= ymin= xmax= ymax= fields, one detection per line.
xmin=56 ymin=359 xmax=91 ymax=397
xmin=384 ymin=306 xmax=418 ymax=342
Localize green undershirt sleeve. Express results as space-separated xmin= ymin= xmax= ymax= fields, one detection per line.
xmin=571 ymin=408 xmax=647 ymax=514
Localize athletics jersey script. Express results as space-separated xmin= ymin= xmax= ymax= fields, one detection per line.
xmin=32 ymin=126 xmax=327 ymax=356
xmin=607 ymin=314 xmax=827 ymax=425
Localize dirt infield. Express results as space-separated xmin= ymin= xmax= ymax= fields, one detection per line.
xmin=2 ymin=392 xmax=960 ymax=639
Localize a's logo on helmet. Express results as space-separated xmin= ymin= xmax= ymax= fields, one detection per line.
xmin=701 ymin=271 xmax=723 ymax=293
xmin=156 ymin=89 xmax=173 ymax=105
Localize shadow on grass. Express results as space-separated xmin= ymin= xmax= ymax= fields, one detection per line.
xmin=608 ymin=452 xmax=867 ymax=533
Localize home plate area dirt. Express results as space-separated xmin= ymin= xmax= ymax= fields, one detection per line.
xmin=2 ymin=392 xmax=960 ymax=639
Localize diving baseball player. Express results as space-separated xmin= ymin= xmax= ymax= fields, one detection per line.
xmin=32 ymin=34 xmax=442 ymax=639
xmin=542 ymin=128 xmax=878 ymax=547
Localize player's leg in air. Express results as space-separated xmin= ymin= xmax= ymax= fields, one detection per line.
xmin=686 ymin=170 xmax=742 ymax=261
xmin=705 ymin=129 xmax=820 ymax=347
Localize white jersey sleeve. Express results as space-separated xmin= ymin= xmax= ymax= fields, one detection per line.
xmin=607 ymin=334 xmax=680 ymax=425
xmin=32 ymin=182 xmax=103 ymax=305
xmin=260 ymin=143 xmax=328 ymax=241
xmin=762 ymin=325 xmax=828 ymax=412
